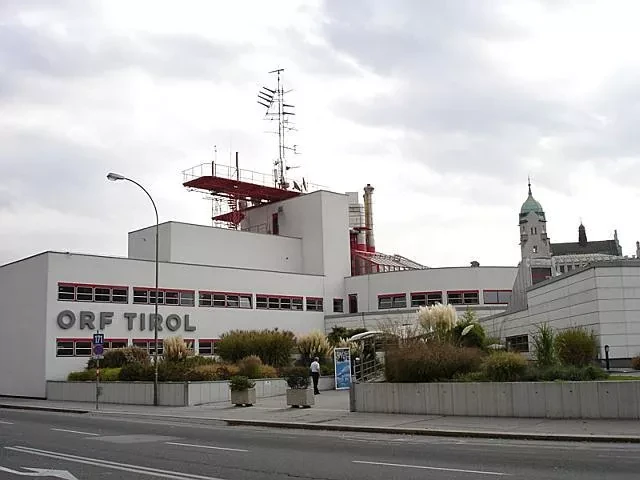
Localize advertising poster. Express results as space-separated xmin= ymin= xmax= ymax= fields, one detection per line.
xmin=334 ymin=347 xmax=352 ymax=390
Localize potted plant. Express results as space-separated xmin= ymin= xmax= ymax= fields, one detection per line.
xmin=283 ymin=366 xmax=314 ymax=408
xmin=229 ymin=375 xmax=256 ymax=407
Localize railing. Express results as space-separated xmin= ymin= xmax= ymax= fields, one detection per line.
xmin=353 ymin=354 xmax=385 ymax=383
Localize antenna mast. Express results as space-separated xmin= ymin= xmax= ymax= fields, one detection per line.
xmin=258 ymin=68 xmax=297 ymax=190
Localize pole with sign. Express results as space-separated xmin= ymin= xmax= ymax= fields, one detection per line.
xmin=92 ymin=332 xmax=104 ymax=410
xmin=333 ymin=347 xmax=352 ymax=390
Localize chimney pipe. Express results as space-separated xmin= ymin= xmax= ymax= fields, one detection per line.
xmin=363 ymin=184 xmax=375 ymax=254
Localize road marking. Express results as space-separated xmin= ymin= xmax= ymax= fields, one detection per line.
xmin=6 ymin=446 xmax=226 ymax=480
xmin=0 ymin=466 xmax=78 ymax=479
xmin=51 ymin=428 xmax=99 ymax=436
xmin=0 ymin=420 xmax=14 ymax=425
xmin=353 ymin=460 xmax=510 ymax=476
xmin=166 ymin=442 xmax=248 ymax=452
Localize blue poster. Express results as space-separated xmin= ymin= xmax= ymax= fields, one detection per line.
xmin=334 ymin=347 xmax=352 ymax=390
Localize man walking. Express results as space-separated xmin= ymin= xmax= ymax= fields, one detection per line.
xmin=310 ymin=357 xmax=320 ymax=395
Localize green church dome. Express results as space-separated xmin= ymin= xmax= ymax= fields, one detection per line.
xmin=520 ymin=179 xmax=545 ymax=219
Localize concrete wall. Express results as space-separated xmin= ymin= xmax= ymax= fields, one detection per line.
xmin=352 ymin=381 xmax=640 ymax=419
xmin=47 ymin=378 xmax=312 ymax=406
xmin=0 ymin=254 xmax=48 ymax=398
xmin=480 ymin=262 xmax=640 ymax=361
xmin=129 ymin=222 xmax=303 ymax=274
xmin=45 ymin=252 xmax=325 ymax=379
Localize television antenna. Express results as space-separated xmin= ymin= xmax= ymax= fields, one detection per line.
xmin=257 ymin=68 xmax=299 ymax=190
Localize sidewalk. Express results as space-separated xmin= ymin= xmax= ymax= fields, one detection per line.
xmin=2 ymin=390 xmax=640 ymax=443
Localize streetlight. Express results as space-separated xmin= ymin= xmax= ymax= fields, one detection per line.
xmin=107 ymin=172 xmax=160 ymax=406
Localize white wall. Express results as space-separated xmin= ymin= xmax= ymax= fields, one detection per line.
xmin=129 ymin=222 xmax=303 ymax=274
xmin=45 ymin=252 xmax=325 ymax=380
xmin=480 ymin=262 xmax=640 ymax=361
xmin=344 ymin=266 xmax=518 ymax=312
xmin=0 ymin=254 xmax=48 ymax=397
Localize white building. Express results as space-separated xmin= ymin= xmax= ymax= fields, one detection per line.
xmin=0 ymin=176 xmax=518 ymax=398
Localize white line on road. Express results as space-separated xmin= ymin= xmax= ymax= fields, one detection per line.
xmin=0 ymin=420 xmax=14 ymax=425
xmin=166 ymin=442 xmax=248 ymax=452
xmin=51 ymin=428 xmax=99 ymax=436
xmin=0 ymin=465 xmax=78 ymax=479
xmin=6 ymin=446 xmax=226 ymax=480
xmin=353 ymin=460 xmax=511 ymax=476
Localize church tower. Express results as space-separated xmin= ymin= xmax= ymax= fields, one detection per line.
xmin=519 ymin=178 xmax=551 ymax=259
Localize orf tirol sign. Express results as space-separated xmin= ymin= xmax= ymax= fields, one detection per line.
xmin=56 ymin=310 xmax=196 ymax=332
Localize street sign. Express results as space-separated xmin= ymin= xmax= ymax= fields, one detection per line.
xmin=92 ymin=332 xmax=104 ymax=360
xmin=92 ymin=333 xmax=104 ymax=346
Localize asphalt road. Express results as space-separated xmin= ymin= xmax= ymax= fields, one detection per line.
xmin=1 ymin=409 xmax=640 ymax=480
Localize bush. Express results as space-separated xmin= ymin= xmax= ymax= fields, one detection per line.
xmin=118 ymin=362 xmax=154 ymax=381
xmin=237 ymin=355 xmax=263 ymax=379
xmin=482 ymin=351 xmax=528 ymax=382
xmin=216 ymin=329 xmax=295 ymax=367
xmin=163 ymin=336 xmax=194 ymax=362
xmin=631 ymin=356 xmax=640 ymax=370
xmin=258 ymin=364 xmax=278 ymax=378
xmin=320 ymin=363 xmax=335 ymax=376
xmin=452 ymin=321 xmax=486 ymax=349
xmin=229 ymin=375 xmax=255 ymax=391
xmin=384 ymin=342 xmax=483 ymax=382
xmin=327 ymin=326 xmax=367 ymax=346
xmin=282 ymin=366 xmax=310 ymax=389
xmin=185 ymin=365 xmax=219 ymax=381
xmin=555 ymin=327 xmax=598 ymax=367
xmin=532 ymin=323 xmax=555 ymax=368
xmin=87 ymin=346 xmax=150 ymax=369
xmin=296 ymin=330 xmax=332 ymax=365
xmin=68 ymin=370 xmax=96 ymax=381
xmin=534 ymin=364 xmax=608 ymax=381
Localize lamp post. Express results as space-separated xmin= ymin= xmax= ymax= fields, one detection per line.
xmin=107 ymin=172 xmax=160 ymax=406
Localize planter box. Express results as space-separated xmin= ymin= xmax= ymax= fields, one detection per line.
xmin=286 ymin=388 xmax=315 ymax=408
xmin=231 ymin=388 xmax=256 ymax=407
xmin=352 ymin=381 xmax=640 ymax=419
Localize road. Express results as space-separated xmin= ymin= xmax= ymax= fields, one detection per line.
xmin=1 ymin=409 xmax=639 ymax=480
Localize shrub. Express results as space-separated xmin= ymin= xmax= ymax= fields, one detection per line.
xmin=87 ymin=346 xmax=150 ymax=369
xmin=185 ymin=365 xmax=219 ymax=381
xmin=282 ymin=366 xmax=310 ymax=389
xmin=163 ymin=336 xmax=194 ymax=362
xmin=534 ymin=364 xmax=608 ymax=381
xmin=68 ymin=370 xmax=96 ymax=381
xmin=417 ymin=303 xmax=457 ymax=342
xmin=237 ymin=355 xmax=263 ymax=379
xmin=229 ymin=375 xmax=255 ymax=391
xmin=320 ymin=363 xmax=335 ymax=376
xmin=631 ymin=356 xmax=640 ymax=370
xmin=327 ymin=326 xmax=367 ymax=346
xmin=452 ymin=321 xmax=486 ymax=349
xmin=183 ymin=355 xmax=217 ymax=368
xmin=532 ymin=323 xmax=555 ymax=368
xmin=482 ymin=351 xmax=528 ymax=382
xmin=297 ymin=330 xmax=332 ymax=365
xmin=384 ymin=342 xmax=483 ymax=382
xmin=157 ymin=361 xmax=190 ymax=382
xmin=258 ymin=364 xmax=278 ymax=378
xmin=118 ymin=362 xmax=154 ymax=381
xmin=555 ymin=327 xmax=598 ymax=367
xmin=216 ymin=329 xmax=296 ymax=367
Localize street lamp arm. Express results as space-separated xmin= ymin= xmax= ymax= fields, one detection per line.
xmin=122 ymin=177 xmax=159 ymax=225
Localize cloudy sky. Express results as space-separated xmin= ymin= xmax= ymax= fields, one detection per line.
xmin=2 ymin=0 xmax=640 ymax=268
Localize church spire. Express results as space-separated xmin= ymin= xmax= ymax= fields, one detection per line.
xmin=528 ymin=176 xmax=532 ymax=196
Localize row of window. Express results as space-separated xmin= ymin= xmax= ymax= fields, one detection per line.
xmin=57 ymin=283 xmax=328 ymax=312
xmin=377 ymin=290 xmax=512 ymax=310
xmin=56 ymin=338 xmax=219 ymax=357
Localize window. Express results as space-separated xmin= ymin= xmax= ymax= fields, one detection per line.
xmin=199 ymin=291 xmax=252 ymax=309
xmin=378 ymin=294 xmax=407 ymax=309
xmin=333 ymin=298 xmax=344 ymax=313
xmin=306 ymin=297 xmax=323 ymax=312
xmin=57 ymin=283 xmax=129 ymax=304
xmin=447 ymin=291 xmax=479 ymax=305
xmin=132 ymin=288 xmax=196 ymax=306
xmin=255 ymin=295 xmax=303 ymax=311
xmin=133 ymin=340 xmax=164 ymax=355
xmin=506 ymin=335 xmax=529 ymax=352
xmin=104 ymin=339 xmax=128 ymax=350
xmin=272 ymin=213 xmax=279 ymax=235
xmin=56 ymin=339 xmax=95 ymax=357
xmin=198 ymin=339 xmax=218 ymax=356
xmin=411 ymin=291 xmax=443 ymax=307
xmin=483 ymin=290 xmax=512 ymax=305
xmin=532 ymin=245 xmax=538 ymax=254
xmin=559 ymin=265 xmax=565 ymax=273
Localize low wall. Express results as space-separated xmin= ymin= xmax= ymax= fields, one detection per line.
xmin=318 ymin=376 xmax=335 ymax=391
xmin=352 ymin=382 xmax=640 ymax=419
xmin=47 ymin=378 xmax=289 ymax=406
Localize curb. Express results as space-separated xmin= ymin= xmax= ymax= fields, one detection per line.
xmin=0 ymin=403 xmax=89 ymax=415
xmin=222 ymin=419 xmax=640 ymax=444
